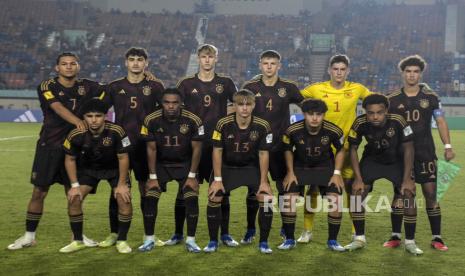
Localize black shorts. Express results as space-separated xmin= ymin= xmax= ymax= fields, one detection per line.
xmin=129 ymin=141 xmax=149 ymax=182
xmin=360 ymin=157 xmax=403 ymax=194
xmin=78 ymin=169 xmax=130 ymax=192
xmin=269 ymin=150 xmax=286 ymax=181
xmin=30 ymin=141 xmax=69 ymax=188
xmin=209 ymin=166 xmax=260 ymax=195
xmin=197 ymin=143 xmax=213 ymax=184
xmin=284 ymin=167 xmax=341 ymax=195
xmin=157 ymin=163 xmax=190 ymax=192
xmin=413 ymin=159 xmax=437 ymax=184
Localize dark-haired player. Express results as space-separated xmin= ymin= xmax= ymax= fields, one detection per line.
xmin=204 ymin=90 xmax=274 ymax=254
xmin=139 ymin=88 xmax=204 ymax=253
xmin=172 ymin=44 xmax=238 ymax=247
xmin=344 ymin=94 xmax=421 ymax=255
xmin=387 ymin=55 xmax=455 ymax=251
xmin=60 ymin=99 xmax=133 ymax=254
xmin=101 ymin=47 xmax=165 ymax=247
xmin=280 ymin=99 xmax=345 ymax=251
xmin=299 ymin=54 xmax=371 ymax=243
xmin=8 ymin=52 xmax=103 ymax=250
xmin=241 ymin=50 xmax=304 ymax=243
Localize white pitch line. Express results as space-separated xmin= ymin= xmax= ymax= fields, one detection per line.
xmin=0 ymin=135 xmax=34 ymax=141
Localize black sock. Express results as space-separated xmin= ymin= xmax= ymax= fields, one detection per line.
xmin=391 ymin=206 xmax=403 ymax=234
xmin=426 ymin=207 xmax=441 ymax=236
xmin=117 ymin=213 xmax=132 ymax=241
xmin=258 ymin=202 xmax=273 ymax=243
xmin=26 ymin=211 xmax=42 ymax=232
xmin=207 ymin=201 xmax=222 ymax=242
xmin=140 ymin=195 xmax=146 ymax=214
xmin=220 ymin=196 xmax=230 ymax=236
xmin=183 ymin=187 xmax=199 ymax=237
xmin=143 ymin=189 xmax=161 ymax=236
xmin=69 ymin=213 xmax=84 ymax=241
xmin=174 ymin=197 xmax=186 ymax=236
xmin=281 ymin=214 xmax=296 ymax=240
xmin=328 ymin=215 xmax=342 ymax=241
xmin=404 ymin=215 xmax=416 ymax=240
xmin=351 ymin=212 xmax=365 ymax=236
xmin=109 ymin=194 xmax=119 ymax=234
xmin=246 ymin=194 xmax=259 ymax=230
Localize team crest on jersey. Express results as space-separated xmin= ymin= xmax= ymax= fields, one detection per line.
xmin=102 ymin=137 xmax=113 ymax=146
xmin=344 ymin=91 xmax=353 ymax=98
xmin=59 ymin=91 xmax=65 ymax=96
xmin=180 ymin=124 xmax=190 ymax=134
xmin=78 ymin=86 xmax=86 ymax=96
xmin=278 ymin=88 xmax=287 ymax=98
xmin=386 ymin=127 xmax=396 ymax=137
xmin=216 ymin=84 xmax=224 ymax=94
xmin=321 ymin=136 xmax=329 ymax=145
xmin=249 ymin=131 xmax=259 ymax=141
xmin=142 ymin=86 xmax=152 ymax=96
xmin=419 ymin=99 xmax=429 ymax=109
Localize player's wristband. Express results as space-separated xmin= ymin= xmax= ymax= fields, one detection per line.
xmin=333 ymin=170 xmax=341 ymax=176
xmin=444 ymin=144 xmax=452 ymax=149
xmin=71 ymin=182 xmax=80 ymax=188
xmin=149 ymin=173 xmax=158 ymax=180
xmin=214 ymin=176 xmax=222 ymax=182
xmin=188 ymin=172 xmax=196 ymax=178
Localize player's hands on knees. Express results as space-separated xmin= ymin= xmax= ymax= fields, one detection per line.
xmin=352 ymin=178 xmax=365 ymax=194
xmin=146 ymin=179 xmax=160 ymax=192
xmin=258 ymin=181 xmax=273 ymax=196
xmin=115 ymin=183 xmax=131 ymax=203
xmin=75 ymin=120 xmax=87 ymax=131
xmin=329 ymin=174 xmax=344 ymax=194
xmin=184 ymin=177 xmax=199 ymax=193
xmin=67 ymin=186 xmax=82 ymax=202
xmin=283 ymin=172 xmax=297 ymax=192
xmin=208 ymin=181 xmax=225 ymax=200
xmin=444 ymin=148 xmax=455 ymax=161
xmin=400 ymin=178 xmax=416 ymax=196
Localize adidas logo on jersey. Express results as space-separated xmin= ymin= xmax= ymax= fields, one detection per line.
xmin=192 ymin=88 xmax=199 ymax=94
xmin=397 ymin=104 xmax=405 ymax=109
xmin=13 ymin=110 xmax=38 ymax=122
xmin=255 ymin=92 xmax=261 ymax=97
xmin=118 ymin=89 xmax=126 ymax=95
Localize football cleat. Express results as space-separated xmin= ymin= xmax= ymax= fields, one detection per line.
xmin=138 ymin=240 xmax=155 ymax=252
xmin=259 ymin=241 xmax=273 ymax=254
xmin=327 ymin=240 xmax=345 ymax=252
xmin=203 ymin=241 xmax=219 ymax=253
xmin=383 ymin=236 xmax=401 ymax=248
xmin=7 ymin=235 xmax=36 ymax=250
xmin=185 ymin=239 xmax=201 ymax=253
xmin=405 ymin=242 xmax=424 ymax=256
xmin=240 ymin=229 xmax=256 ymax=244
xmin=277 ymin=239 xmax=296 ymax=250
xmin=153 ymin=237 xmax=165 ymax=247
xmin=344 ymin=237 xmax=366 ymax=251
xmin=116 ymin=241 xmax=132 ymax=254
xmin=98 ymin=233 xmax=118 ymax=248
xmin=297 ymin=230 xmax=313 ymax=243
xmin=59 ymin=241 xmax=86 ymax=253
xmin=431 ymin=238 xmax=448 ymax=251
xmin=221 ymin=234 xmax=239 ymax=247
xmin=83 ymin=235 xmax=98 ymax=247
xmin=165 ymin=234 xmax=184 ymax=246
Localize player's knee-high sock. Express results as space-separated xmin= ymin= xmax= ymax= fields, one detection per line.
xmin=174 ymin=195 xmax=186 ymax=235
xmin=220 ymin=196 xmax=231 ymax=236
xmin=109 ymin=194 xmax=119 ymax=234
xmin=351 ymin=211 xmax=365 ymax=236
xmin=207 ymin=200 xmax=222 ymax=242
xmin=143 ymin=188 xmax=161 ymax=236
xmin=426 ymin=207 xmax=441 ymax=236
xmin=328 ymin=215 xmax=342 ymax=241
xmin=391 ymin=206 xmax=404 ymax=236
xmin=117 ymin=213 xmax=132 ymax=241
xmin=345 ymin=192 xmax=356 ymax=235
xmin=26 ymin=211 xmax=42 ymax=233
xmin=258 ymin=201 xmax=273 ymax=242
xmin=246 ymin=194 xmax=259 ymax=230
xmin=183 ymin=187 xmax=199 ymax=237
xmin=282 ymin=213 xmax=296 ymax=240
xmin=303 ymin=191 xmax=318 ymax=231
xmin=69 ymin=213 xmax=84 ymax=241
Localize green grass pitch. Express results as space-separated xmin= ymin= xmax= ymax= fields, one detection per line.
xmin=0 ymin=122 xmax=464 ymax=275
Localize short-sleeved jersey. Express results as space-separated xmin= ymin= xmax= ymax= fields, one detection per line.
xmin=37 ymin=77 xmax=104 ymax=147
xmin=212 ymin=114 xmax=272 ymax=167
xmin=63 ymin=122 xmax=131 ymax=170
xmin=283 ymin=120 xmax=344 ymax=168
xmin=141 ymin=109 xmax=204 ymax=164
xmin=348 ymin=114 xmax=413 ymax=164
xmin=242 ymin=76 xmax=303 ymax=148
xmin=387 ymin=85 xmax=440 ymax=161
xmin=301 ymin=81 xmax=371 ymax=145
xmin=104 ymin=77 xmax=164 ymax=144
xmin=177 ymin=73 xmax=236 ymax=138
